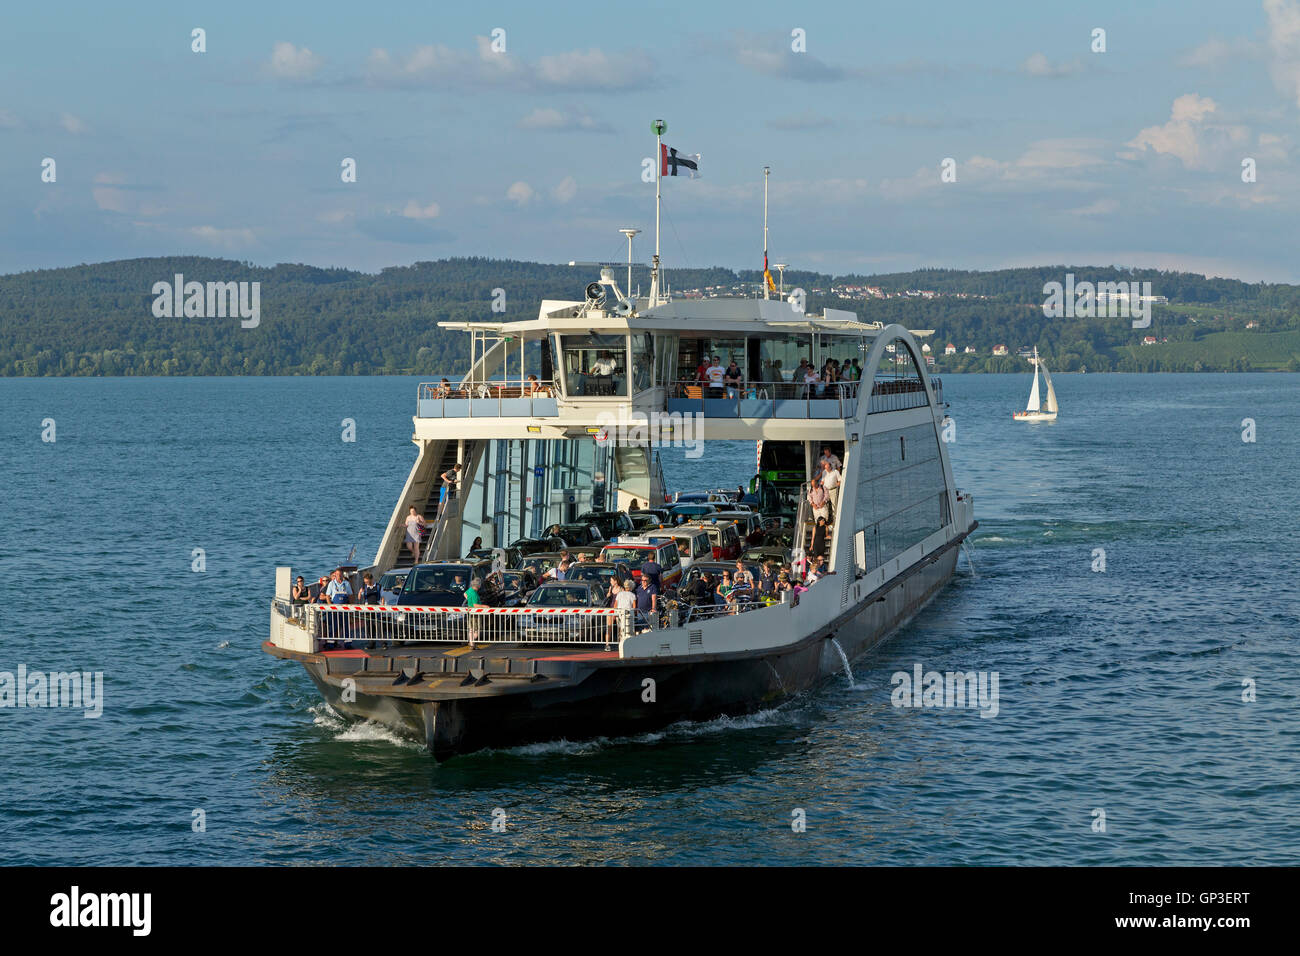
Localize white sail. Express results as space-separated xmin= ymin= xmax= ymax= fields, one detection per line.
xmin=1026 ymin=362 xmax=1041 ymax=411
xmin=1041 ymin=359 xmax=1058 ymax=414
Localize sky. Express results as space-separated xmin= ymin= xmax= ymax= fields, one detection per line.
xmin=2 ymin=0 xmax=1299 ymax=282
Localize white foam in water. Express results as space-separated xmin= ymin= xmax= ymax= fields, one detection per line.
xmin=308 ymin=703 xmax=422 ymax=749
xmin=215 ymin=640 xmax=230 ymax=649
xmin=335 ymin=721 xmax=422 ymax=749
xmin=480 ymin=708 xmax=790 ymax=759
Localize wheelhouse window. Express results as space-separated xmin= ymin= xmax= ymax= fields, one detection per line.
xmin=631 ymin=333 xmax=653 ymax=392
xmin=560 ymin=334 xmax=628 ymax=397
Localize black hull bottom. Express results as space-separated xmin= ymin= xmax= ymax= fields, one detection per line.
xmin=303 ymin=547 xmax=960 ymax=759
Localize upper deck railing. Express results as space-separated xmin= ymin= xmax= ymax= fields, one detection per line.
xmin=666 ymin=379 xmax=861 ymax=420
xmin=413 ymin=375 xmax=942 ymax=420
xmin=867 ymin=376 xmax=942 ymax=414
xmin=416 ymin=379 xmax=560 ymax=418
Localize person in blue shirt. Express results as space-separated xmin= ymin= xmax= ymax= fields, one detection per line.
xmin=634 ymin=578 xmax=655 ymax=624
xmin=639 ymin=557 xmax=662 ymax=596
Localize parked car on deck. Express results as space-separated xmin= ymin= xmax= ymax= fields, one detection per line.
xmin=517 ymin=581 xmax=610 ymax=642
xmin=578 ymin=510 xmax=636 ymax=539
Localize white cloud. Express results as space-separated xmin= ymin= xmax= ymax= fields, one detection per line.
xmin=1124 ymin=94 xmax=1249 ymax=169
xmin=767 ymin=111 xmax=833 ymax=131
xmin=729 ymin=31 xmax=846 ymax=81
xmin=60 ymin=113 xmax=86 ymax=134
xmin=190 ymin=225 xmax=257 ymax=248
xmin=506 ymin=181 xmax=535 ymax=205
xmin=1178 ymin=35 xmax=1262 ymax=68
xmin=1022 ymin=52 xmax=1083 ymax=77
xmin=1265 ymin=0 xmax=1300 ymax=106
xmin=401 ymin=199 xmax=441 ymax=219
xmin=551 ymin=177 xmax=577 ymax=203
xmin=269 ymin=42 xmax=323 ymax=79
xmin=1067 ymin=198 xmax=1120 ymax=217
xmin=518 ymin=107 xmax=611 ymax=132
xmin=535 ymin=48 xmax=653 ymax=89
xmin=366 ymin=39 xmax=651 ymax=91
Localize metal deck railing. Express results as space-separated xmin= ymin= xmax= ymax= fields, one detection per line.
xmin=302 ymin=603 xmax=632 ymax=648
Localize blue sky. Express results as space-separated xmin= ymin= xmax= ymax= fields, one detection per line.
xmin=3 ymin=0 xmax=1298 ymax=281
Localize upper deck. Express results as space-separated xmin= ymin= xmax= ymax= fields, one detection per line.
xmin=412 ymin=284 xmax=940 ymax=441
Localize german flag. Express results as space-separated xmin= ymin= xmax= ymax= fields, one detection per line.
xmin=764 ymin=252 xmax=776 ymax=293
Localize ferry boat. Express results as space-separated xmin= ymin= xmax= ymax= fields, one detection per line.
xmin=263 ymin=133 xmax=977 ymax=758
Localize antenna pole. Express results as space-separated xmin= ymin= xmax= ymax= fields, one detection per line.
xmin=763 ymin=166 xmax=770 ymax=301
xmin=650 ymin=119 xmax=666 ymax=306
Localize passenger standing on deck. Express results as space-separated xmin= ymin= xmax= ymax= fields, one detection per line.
xmin=808 ymin=481 xmax=829 ymax=523
xmin=705 ymin=355 xmax=726 ymax=398
xmin=465 ymin=577 xmax=481 ymax=648
xmin=820 ymin=458 xmax=842 ymax=525
xmin=811 ymin=515 xmax=829 ymax=559
xmin=639 ymin=554 xmax=663 ymax=596
xmin=325 ymin=568 xmax=352 ymax=603
xmin=609 ymin=579 xmax=637 ymax=639
xmin=357 ymin=572 xmax=381 ymax=604
xmin=439 ymin=462 xmax=462 ymax=513
xmin=634 ymin=576 xmax=656 ymax=628
xmin=404 ymin=506 xmax=426 ymax=562
xmin=803 ymin=363 xmax=822 ymax=398
xmin=724 ymin=359 xmax=743 ymax=398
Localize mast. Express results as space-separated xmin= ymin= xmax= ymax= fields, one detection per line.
xmin=763 ymin=166 xmax=770 ymax=301
xmin=650 ymin=118 xmax=666 ymax=306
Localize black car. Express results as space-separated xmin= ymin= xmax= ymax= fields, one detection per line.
xmin=476 ymin=569 xmax=537 ymax=608
xmin=630 ymin=508 xmax=672 ymax=527
xmin=563 ymin=561 xmax=629 ymax=603
xmin=466 ymin=546 xmax=523 ymax=569
xmin=511 ymin=536 xmax=566 ymax=556
xmin=517 ymin=552 xmax=565 ymax=579
xmin=628 ymin=512 xmax=663 ymax=532
xmin=392 ymin=561 xmax=489 ymax=639
xmin=544 ymin=522 xmax=604 ymax=547
xmin=577 ymin=510 xmax=636 ymax=539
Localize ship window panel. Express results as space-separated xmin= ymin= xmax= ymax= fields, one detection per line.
xmin=560 ymin=334 xmax=628 ymax=397
xmin=631 ymin=333 xmax=653 ymax=393
xmin=757 ymin=334 xmax=812 ymax=386
xmin=654 ymin=333 xmax=678 ymax=389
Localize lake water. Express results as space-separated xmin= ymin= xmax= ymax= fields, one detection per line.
xmin=1 ymin=373 xmax=1297 ymax=865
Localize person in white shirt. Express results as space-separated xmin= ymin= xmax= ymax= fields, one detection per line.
xmin=820 ymin=459 xmax=842 ymax=524
xmin=705 ymin=357 xmax=726 ymax=397
xmin=803 ymin=365 xmax=822 ymax=398
xmin=608 ymin=578 xmax=638 ymax=639
xmin=819 ymin=446 xmax=842 ymax=471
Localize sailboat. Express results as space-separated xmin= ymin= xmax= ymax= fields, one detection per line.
xmin=1013 ymin=347 xmax=1058 ymax=421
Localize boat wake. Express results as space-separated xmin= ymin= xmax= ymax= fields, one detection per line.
xmin=309 ymin=704 xmax=423 ymax=750
xmin=480 ymin=708 xmax=795 ymax=759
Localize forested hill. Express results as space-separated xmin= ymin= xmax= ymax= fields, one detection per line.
xmin=1 ymin=256 xmax=1298 ymax=375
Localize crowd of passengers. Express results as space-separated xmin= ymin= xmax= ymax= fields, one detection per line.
xmin=691 ymin=354 xmax=863 ymax=399
xmin=291 ymin=451 xmax=846 ymax=637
